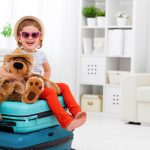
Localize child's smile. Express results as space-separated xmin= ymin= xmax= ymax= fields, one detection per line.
xmin=26 ymin=41 xmax=35 ymax=46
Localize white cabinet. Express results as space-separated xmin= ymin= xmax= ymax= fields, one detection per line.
xmin=77 ymin=0 xmax=148 ymax=114
xmin=103 ymin=85 xmax=120 ymax=114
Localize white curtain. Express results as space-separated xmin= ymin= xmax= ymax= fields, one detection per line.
xmin=0 ymin=0 xmax=79 ymax=95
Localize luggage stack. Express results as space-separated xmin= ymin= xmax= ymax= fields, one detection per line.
xmin=0 ymin=95 xmax=74 ymax=150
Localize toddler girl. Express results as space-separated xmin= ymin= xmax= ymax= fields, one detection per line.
xmin=12 ymin=16 xmax=86 ymax=131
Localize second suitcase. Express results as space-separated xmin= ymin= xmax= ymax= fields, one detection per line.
xmin=0 ymin=95 xmax=65 ymax=133
xmin=0 ymin=125 xmax=73 ymax=150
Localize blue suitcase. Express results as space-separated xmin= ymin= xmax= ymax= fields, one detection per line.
xmin=0 ymin=95 xmax=66 ymax=133
xmin=0 ymin=125 xmax=73 ymax=150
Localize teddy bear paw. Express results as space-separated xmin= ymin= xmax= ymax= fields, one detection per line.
xmin=21 ymin=77 xmax=44 ymax=103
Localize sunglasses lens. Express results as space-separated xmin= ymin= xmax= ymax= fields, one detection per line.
xmin=21 ymin=32 xmax=30 ymax=38
xmin=20 ymin=32 xmax=40 ymax=39
xmin=32 ymin=32 xmax=40 ymax=38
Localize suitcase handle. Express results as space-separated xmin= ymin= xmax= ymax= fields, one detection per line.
xmin=0 ymin=121 xmax=16 ymax=126
xmin=1 ymin=115 xmax=38 ymax=125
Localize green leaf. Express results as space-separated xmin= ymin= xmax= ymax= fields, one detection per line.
xmin=0 ymin=23 xmax=13 ymax=38
xmin=96 ymin=8 xmax=105 ymax=17
xmin=82 ymin=6 xmax=97 ymax=18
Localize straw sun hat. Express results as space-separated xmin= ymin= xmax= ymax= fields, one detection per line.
xmin=14 ymin=16 xmax=45 ymax=42
xmin=4 ymin=48 xmax=33 ymax=64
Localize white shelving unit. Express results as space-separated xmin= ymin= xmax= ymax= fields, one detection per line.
xmin=77 ymin=0 xmax=148 ymax=114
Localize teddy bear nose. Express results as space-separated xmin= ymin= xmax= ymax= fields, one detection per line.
xmin=13 ymin=62 xmax=23 ymax=69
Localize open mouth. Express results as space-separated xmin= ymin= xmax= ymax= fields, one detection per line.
xmin=26 ymin=41 xmax=35 ymax=46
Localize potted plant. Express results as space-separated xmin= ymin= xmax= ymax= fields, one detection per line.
xmin=96 ymin=8 xmax=106 ymax=26
xmin=0 ymin=23 xmax=13 ymax=49
xmin=0 ymin=23 xmax=13 ymax=37
xmin=82 ymin=6 xmax=97 ymax=26
xmin=116 ymin=12 xmax=129 ymax=26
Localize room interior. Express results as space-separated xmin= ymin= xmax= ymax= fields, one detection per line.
xmin=0 ymin=0 xmax=150 ymax=150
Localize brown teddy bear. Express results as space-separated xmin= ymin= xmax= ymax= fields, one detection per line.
xmin=0 ymin=48 xmax=60 ymax=104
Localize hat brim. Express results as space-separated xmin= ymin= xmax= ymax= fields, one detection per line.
xmin=14 ymin=16 xmax=45 ymax=41
xmin=4 ymin=53 xmax=33 ymax=64
xmin=4 ymin=48 xmax=33 ymax=64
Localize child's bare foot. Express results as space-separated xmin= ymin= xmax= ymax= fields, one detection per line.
xmin=66 ymin=112 xmax=87 ymax=131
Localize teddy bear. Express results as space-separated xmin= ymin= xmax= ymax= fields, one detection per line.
xmin=0 ymin=48 xmax=60 ymax=104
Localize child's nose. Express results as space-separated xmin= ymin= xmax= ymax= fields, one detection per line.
xmin=28 ymin=36 xmax=33 ymax=39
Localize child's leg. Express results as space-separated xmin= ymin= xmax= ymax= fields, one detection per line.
xmin=57 ymin=83 xmax=81 ymax=117
xmin=39 ymin=87 xmax=73 ymax=128
xmin=40 ymin=86 xmax=86 ymax=131
xmin=57 ymin=83 xmax=87 ymax=131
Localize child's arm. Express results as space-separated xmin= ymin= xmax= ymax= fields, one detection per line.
xmin=42 ymin=62 xmax=51 ymax=80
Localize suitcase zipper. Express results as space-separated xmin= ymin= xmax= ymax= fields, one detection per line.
xmin=1 ymin=106 xmax=66 ymax=119
xmin=0 ymin=107 xmax=67 ymax=125
xmin=0 ymin=121 xmax=16 ymax=126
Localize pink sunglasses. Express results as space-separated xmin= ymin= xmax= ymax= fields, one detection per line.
xmin=20 ymin=31 xmax=41 ymax=39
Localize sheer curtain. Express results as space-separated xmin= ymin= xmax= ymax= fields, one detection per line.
xmin=0 ymin=0 xmax=79 ymax=95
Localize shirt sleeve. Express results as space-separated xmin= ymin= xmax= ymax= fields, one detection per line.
xmin=41 ymin=51 xmax=48 ymax=64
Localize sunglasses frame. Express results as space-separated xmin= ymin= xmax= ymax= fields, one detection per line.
xmin=20 ymin=31 xmax=41 ymax=39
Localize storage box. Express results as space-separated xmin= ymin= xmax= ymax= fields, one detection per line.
xmin=81 ymin=94 xmax=103 ymax=112
xmin=107 ymin=71 xmax=130 ymax=84
xmin=80 ymin=56 xmax=105 ymax=85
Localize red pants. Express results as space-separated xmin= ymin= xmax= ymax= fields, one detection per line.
xmin=39 ymin=83 xmax=81 ymax=128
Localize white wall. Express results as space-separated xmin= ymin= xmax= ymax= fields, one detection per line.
xmin=146 ymin=1 xmax=150 ymax=72
xmin=0 ymin=0 xmax=79 ymax=96
xmin=58 ymin=0 xmax=79 ymax=96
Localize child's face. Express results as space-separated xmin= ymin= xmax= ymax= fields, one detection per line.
xmin=18 ymin=25 xmax=41 ymax=52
